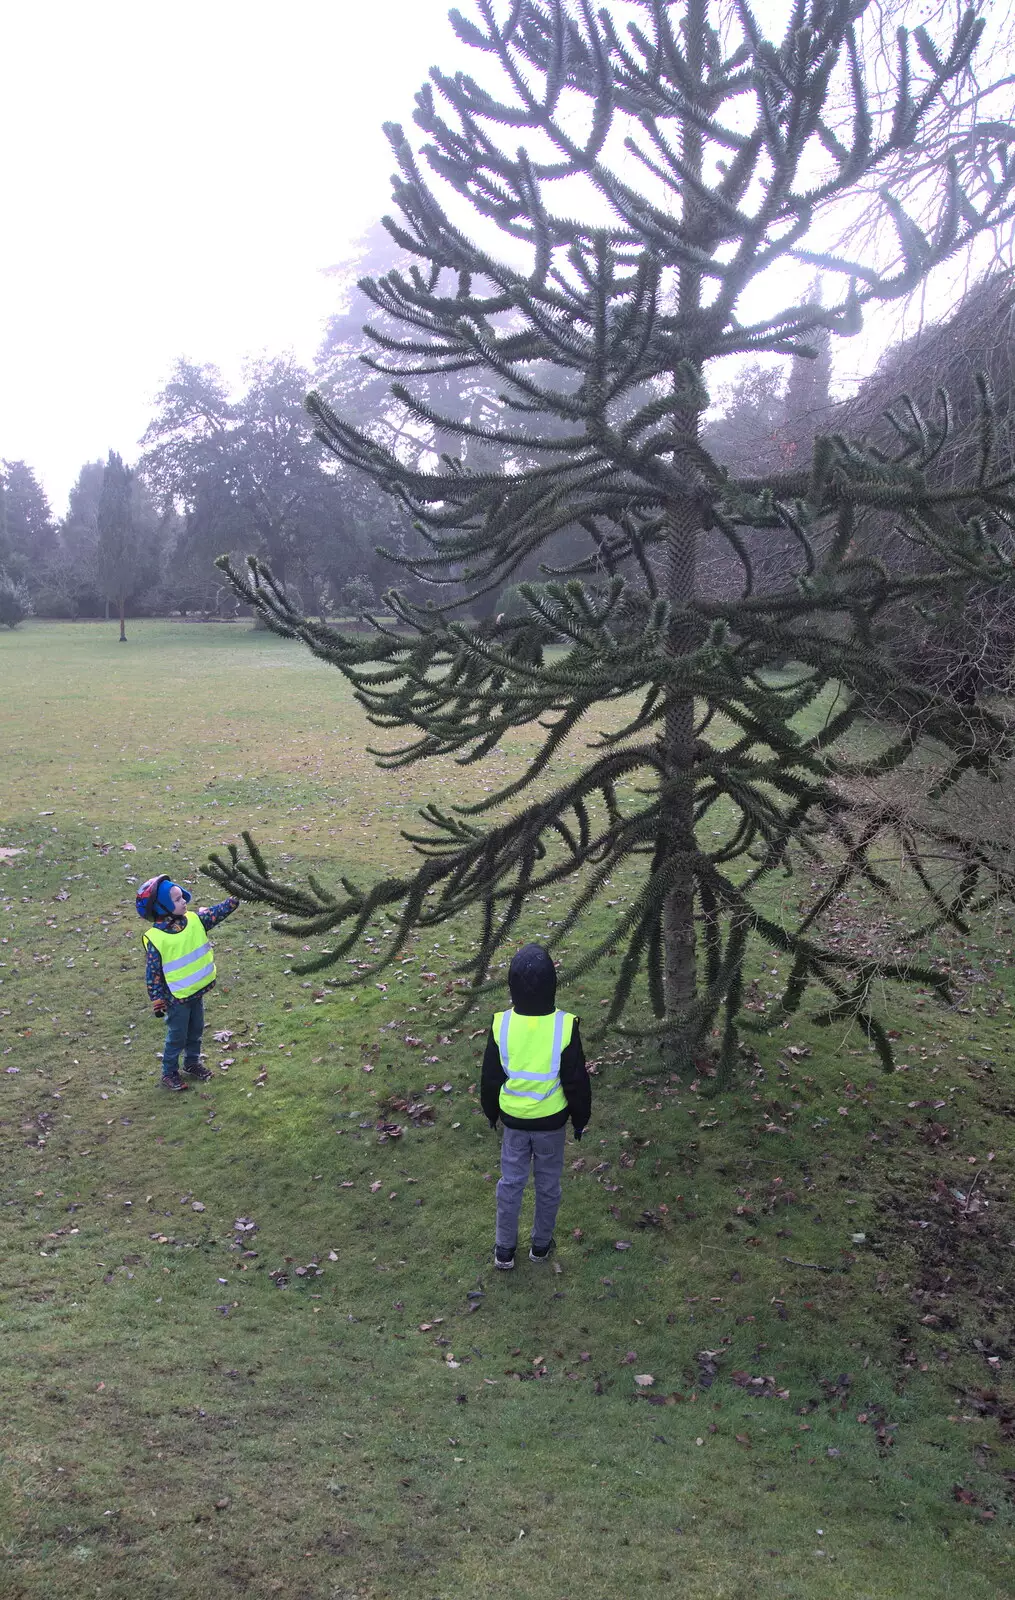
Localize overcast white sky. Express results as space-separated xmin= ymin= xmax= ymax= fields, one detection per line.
xmin=0 ymin=0 xmax=466 ymax=513
xmin=1 ymin=1 xmax=1010 ymax=516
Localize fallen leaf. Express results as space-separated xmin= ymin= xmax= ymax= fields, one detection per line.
xmin=634 ymin=1374 xmax=655 ymax=1387
xmin=122 ymin=843 xmax=137 ymax=852
xmin=614 ymin=1240 xmax=632 ymax=1251
xmin=369 ymin=1181 xmax=382 ymax=1193
xmin=192 ymin=1202 xmax=205 ymax=1212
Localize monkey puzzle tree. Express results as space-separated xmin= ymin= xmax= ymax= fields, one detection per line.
xmin=211 ymin=0 xmax=1015 ymax=1079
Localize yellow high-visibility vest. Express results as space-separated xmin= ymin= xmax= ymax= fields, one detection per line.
xmin=143 ymin=912 xmax=216 ymax=999
xmin=493 ymin=1008 xmax=573 ymax=1119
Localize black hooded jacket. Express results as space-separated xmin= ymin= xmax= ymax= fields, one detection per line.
xmin=480 ymin=944 xmax=591 ymax=1134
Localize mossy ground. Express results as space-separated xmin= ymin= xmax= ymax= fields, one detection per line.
xmin=1 ymin=620 xmax=1012 ymax=1599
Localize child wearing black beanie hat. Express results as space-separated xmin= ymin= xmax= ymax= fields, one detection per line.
xmin=480 ymin=943 xmax=591 ymax=1268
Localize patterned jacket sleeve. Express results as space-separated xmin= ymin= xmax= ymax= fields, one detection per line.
xmin=145 ymin=938 xmax=170 ymax=1004
xmin=198 ymin=897 xmax=241 ymax=931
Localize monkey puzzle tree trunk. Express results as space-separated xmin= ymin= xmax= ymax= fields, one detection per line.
xmin=661 ymin=481 xmax=701 ymax=1039
xmin=661 ymin=0 xmax=706 ymax=1051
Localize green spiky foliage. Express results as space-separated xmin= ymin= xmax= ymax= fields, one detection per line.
xmin=208 ymin=0 xmax=1015 ymax=1082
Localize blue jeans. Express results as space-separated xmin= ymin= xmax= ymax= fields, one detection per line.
xmin=162 ymin=992 xmax=205 ymax=1077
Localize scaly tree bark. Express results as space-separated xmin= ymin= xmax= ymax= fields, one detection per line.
xmin=210 ymin=1 xmax=1015 ymax=1078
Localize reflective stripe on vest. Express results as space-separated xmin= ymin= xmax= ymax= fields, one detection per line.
xmin=144 ymin=912 xmax=217 ymax=999
xmin=494 ymin=1008 xmax=572 ymax=1119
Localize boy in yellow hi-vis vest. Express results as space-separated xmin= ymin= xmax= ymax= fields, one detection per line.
xmin=136 ymin=874 xmax=241 ymax=1092
xmin=481 ymin=943 xmax=591 ymax=1269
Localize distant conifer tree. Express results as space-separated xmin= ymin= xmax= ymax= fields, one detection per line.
xmin=782 ymin=282 xmax=833 ymax=460
xmin=96 ymin=451 xmax=138 ymax=642
xmin=212 ymin=1 xmax=1015 ymax=1079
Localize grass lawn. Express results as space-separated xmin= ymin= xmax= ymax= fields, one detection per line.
xmin=1 ymin=619 xmax=1013 ymax=1600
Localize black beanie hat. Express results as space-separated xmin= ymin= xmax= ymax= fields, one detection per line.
xmin=507 ymin=943 xmax=557 ymax=1015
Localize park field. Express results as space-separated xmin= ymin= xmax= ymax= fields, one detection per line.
xmin=1 ymin=618 xmax=1014 ymax=1600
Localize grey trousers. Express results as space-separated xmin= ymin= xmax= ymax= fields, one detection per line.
xmin=495 ymin=1125 xmax=567 ymax=1251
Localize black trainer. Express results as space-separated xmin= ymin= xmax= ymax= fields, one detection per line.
xmin=494 ymin=1246 xmax=516 ymax=1271
xmin=529 ymin=1238 xmax=556 ymax=1262
xmin=161 ymin=1073 xmax=189 ymax=1093
xmin=182 ymin=1063 xmax=213 ymax=1081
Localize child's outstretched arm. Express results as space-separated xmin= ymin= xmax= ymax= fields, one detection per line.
xmin=560 ymin=1020 xmax=591 ymax=1139
xmin=197 ymin=896 xmax=241 ymax=931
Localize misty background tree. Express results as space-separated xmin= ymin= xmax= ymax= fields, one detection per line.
xmin=842 ymin=268 xmax=1015 ymax=700
xmin=210 ymin=0 xmax=1015 ymax=1078
xmin=0 ymin=570 xmax=33 ymax=628
xmin=96 ymin=451 xmax=144 ymax=641
xmin=139 ymin=355 xmax=401 ymax=620
xmin=0 ymin=460 xmax=58 ymax=606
